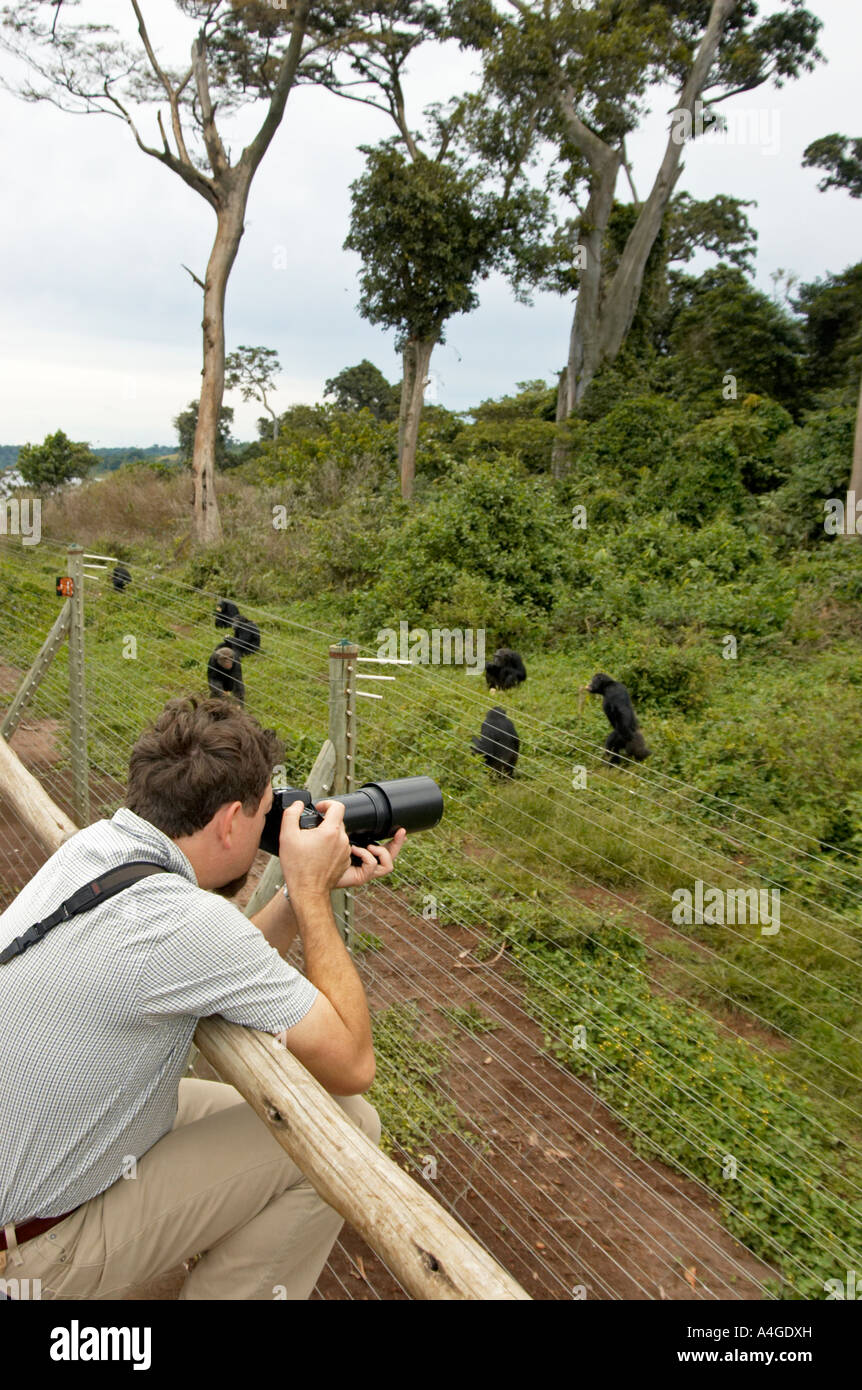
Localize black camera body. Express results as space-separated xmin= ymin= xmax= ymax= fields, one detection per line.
xmin=259 ymin=776 xmax=444 ymax=859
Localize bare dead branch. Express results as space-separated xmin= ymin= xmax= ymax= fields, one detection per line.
xmin=129 ymin=0 xmax=195 ymax=166
xmin=103 ymin=83 xmax=219 ymax=211
xmin=182 ymin=262 xmax=205 ymax=290
xmin=191 ymin=32 xmax=229 ymax=178
xmin=621 ymin=139 xmax=640 ymax=205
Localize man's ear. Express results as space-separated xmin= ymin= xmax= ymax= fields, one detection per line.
xmin=213 ymin=800 xmax=244 ymax=848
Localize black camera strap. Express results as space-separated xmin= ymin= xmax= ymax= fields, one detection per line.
xmin=0 ymin=861 xmax=169 ymax=965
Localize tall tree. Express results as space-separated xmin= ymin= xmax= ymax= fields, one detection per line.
xmin=0 ymin=1 xmax=356 ymax=543
xmin=804 ymin=135 xmax=862 ymax=523
xmin=346 ymin=140 xmax=540 ymax=498
xmin=458 ymin=0 xmax=822 ymax=428
xmin=325 ymin=2 xmax=545 ymax=497
xmin=225 ymin=344 xmax=282 ymax=439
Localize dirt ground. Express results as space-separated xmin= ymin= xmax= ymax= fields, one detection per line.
xmin=0 ymin=703 xmax=779 ymax=1302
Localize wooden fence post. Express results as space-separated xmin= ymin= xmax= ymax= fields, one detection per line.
xmin=66 ymin=544 xmax=89 ymax=827
xmin=0 ymin=601 xmax=71 ymax=740
xmin=329 ymin=639 xmax=358 ymax=943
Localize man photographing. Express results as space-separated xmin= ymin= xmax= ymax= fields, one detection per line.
xmin=0 ymin=695 xmax=405 ymax=1300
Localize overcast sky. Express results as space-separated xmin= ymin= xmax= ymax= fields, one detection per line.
xmin=0 ymin=0 xmax=859 ymax=447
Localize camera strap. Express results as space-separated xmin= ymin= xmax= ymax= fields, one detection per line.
xmin=0 ymin=861 xmax=169 ymax=965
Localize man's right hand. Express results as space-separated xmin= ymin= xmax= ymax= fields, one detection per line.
xmin=278 ymin=799 xmax=352 ymax=901
xmin=274 ymin=800 xmax=375 ymax=1093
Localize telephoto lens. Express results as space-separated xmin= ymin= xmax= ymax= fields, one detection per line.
xmin=259 ymin=776 xmax=444 ymax=858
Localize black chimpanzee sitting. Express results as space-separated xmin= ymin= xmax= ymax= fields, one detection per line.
xmin=484 ymin=647 xmax=526 ymax=692
xmin=207 ymin=644 xmax=245 ymax=706
xmin=471 ymin=707 xmax=520 ymax=777
xmin=215 ymin=598 xmax=240 ymax=630
xmin=232 ymin=615 xmax=261 ymax=655
xmin=112 ymin=564 xmax=131 ymax=592
xmin=586 ymin=673 xmax=650 ymax=765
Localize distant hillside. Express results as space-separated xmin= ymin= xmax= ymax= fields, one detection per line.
xmin=0 ymin=444 xmax=176 ymax=471
xmin=94 ymin=445 xmax=178 ymax=471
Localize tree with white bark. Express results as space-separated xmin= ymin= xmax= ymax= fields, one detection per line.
xmin=323 ymin=2 xmax=546 ymax=499
xmin=0 ymin=0 xmax=374 ymax=543
xmin=457 ymin=0 xmax=823 ymax=457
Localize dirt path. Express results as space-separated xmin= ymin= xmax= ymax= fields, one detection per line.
xmin=303 ymin=890 xmax=777 ymax=1301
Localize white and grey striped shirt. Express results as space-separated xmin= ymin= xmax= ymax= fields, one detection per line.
xmin=0 ymin=808 xmax=317 ymax=1223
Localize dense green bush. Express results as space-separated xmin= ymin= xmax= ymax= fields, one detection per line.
xmin=664 ymin=265 xmax=805 ymax=416
xmin=570 ymin=394 xmax=689 ymax=480
xmin=249 ymin=405 xmax=397 ymax=495
xmin=355 ymin=457 xmax=568 ymax=632
xmin=452 ymin=416 xmax=558 ymax=473
xmin=761 ymin=402 xmax=857 ymax=548
xmin=617 ymin=640 xmax=717 ymax=714
xmin=645 ymin=397 xmax=793 ymax=524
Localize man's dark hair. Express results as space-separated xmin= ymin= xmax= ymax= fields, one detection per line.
xmin=127 ymin=696 xmax=283 ymax=837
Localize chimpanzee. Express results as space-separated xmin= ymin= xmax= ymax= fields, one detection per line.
xmin=484 ymin=647 xmax=526 ymax=692
xmin=232 ymin=615 xmax=261 ymax=655
xmin=207 ymin=644 xmax=245 ymax=706
xmin=112 ymin=564 xmax=131 ymax=592
xmin=586 ymin=673 xmax=650 ymax=765
xmin=215 ymin=598 xmax=240 ymax=630
xmin=471 ymin=706 xmax=520 ymax=777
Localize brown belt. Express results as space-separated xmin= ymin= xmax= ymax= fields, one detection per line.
xmin=1 ymin=1210 xmax=78 ymax=1250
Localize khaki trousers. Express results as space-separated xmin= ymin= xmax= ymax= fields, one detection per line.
xmin=5 ymin=1078 xmax=380 ymax=1300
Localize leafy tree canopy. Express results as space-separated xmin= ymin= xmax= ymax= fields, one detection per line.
xmin=324 ymin=360 xmax=400 ymax=419
xmin=469 ymin=379 xmax=557 ymax=422
xmin=663 ymin=265 xmax=804 ymax=414
xmin=345 ymin=139 xmax=543 ymax=346
xmin=16 ymin=429 xmax=99 ymax=491
xmin=225 ymin=344 xmax=282 ymax=437
xmin=225 ymin=345 xmax=281 ymax=403
xmin=174 ymin=400 xmax=236 ymax=470
xmin=795 ymin=263 xmax=862 ymax=396
xmin=803 ymin=135 xmax=862 ymax=200
xmin=454 ymin=0 xmax=822 ymax=160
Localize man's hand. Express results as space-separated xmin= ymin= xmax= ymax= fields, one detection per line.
xmin=334 ymin=827 xmax=407 ymax=889
xmin=278 ymin=799 xmax=351 ymax=900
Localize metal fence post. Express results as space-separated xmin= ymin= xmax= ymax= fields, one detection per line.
xmin=67 ymin=544 xmax=90 ymax=826
xmin=329 ymin=639 xmax=358 ymax=943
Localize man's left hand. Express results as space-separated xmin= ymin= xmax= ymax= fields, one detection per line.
xmin=334 ymin=828 xmax=407 ymax=889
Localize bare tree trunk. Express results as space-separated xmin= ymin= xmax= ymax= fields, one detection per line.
xmin=556 ymin=0 xmax=738 ymax=414
xmin=0 ymin=1 xmax=312 ymax=545
xmin=192 ymin=204 xmax=244 ymax=544
xmin=398 ymin=335 xmax=435 ymax=501
xmin=598 ymin=0 xmax=737 ymax=370
xmin=566 ymin=150 xmax=623 ymax=411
